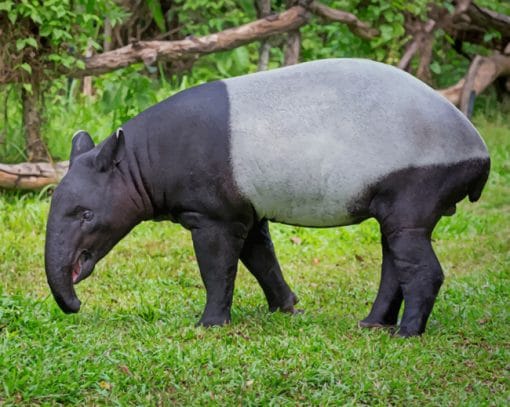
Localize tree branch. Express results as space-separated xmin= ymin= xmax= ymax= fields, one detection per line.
xmin=398 ymin=1 xmax=473 ymax=78
xmin=398 ymin=19 xmax=437 ymax=71
xmin=74 ymin=6 xmax=310 ymax=78
xmin=445 ymin=1 xmax=510 ymax=51
xmin=465 ymin=3 xmax=510 ymax=38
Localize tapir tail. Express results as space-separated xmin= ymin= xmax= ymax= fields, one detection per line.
xmin=468 ymin=157 xmax=490 ymax=203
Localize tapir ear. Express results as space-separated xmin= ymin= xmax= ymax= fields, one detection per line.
xmin=70 ymin=130 xmax=95 ymax=167
xmin=94 ymin=128 xmax=125 ymax=172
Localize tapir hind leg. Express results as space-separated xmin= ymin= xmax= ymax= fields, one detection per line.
xmin=364 ymin=221 xmax=444 ymax=337
xmin=361 ymin=159 xmax=489 ymax=336
xmin=386 ymin=227 xmax=444 ymax=337
xmin=359 ymin=233 xmax=403 ymax=329
xmin=240 ymin=220 xmax=299 ymax=313
xmin=362 ymin=169 xmax=450 ymax=336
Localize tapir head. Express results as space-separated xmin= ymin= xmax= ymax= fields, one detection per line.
xmin=45 ymin=129 xmax=142 ymax=313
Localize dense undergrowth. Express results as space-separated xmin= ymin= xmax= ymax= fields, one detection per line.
xmin=0 ymin=112 xmax=508 ymax=404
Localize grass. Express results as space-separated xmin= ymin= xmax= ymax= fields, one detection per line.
xmin=0 ymin=114 xmax=509 ymax=405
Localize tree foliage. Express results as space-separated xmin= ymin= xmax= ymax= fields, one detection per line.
xmin=1 ymin=0 xmax=509 ymax=85
xmin=0 ymin=0 xmax=127 ymax=86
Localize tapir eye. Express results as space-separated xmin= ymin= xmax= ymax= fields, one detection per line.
xmin=81 ymin=210 xmax=94 ymax=222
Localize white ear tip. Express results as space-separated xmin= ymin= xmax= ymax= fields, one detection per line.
xmin=72 ymin=129 xmax=87 ymax=138
xmin=116 ymin=127 xmax=124 ymax=139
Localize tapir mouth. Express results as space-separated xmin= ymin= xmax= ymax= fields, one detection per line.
xmin=72 ymin=250 xmax=94 ymax=284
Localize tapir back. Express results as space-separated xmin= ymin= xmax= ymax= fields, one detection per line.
xmin=224 ymin=59 xmax=488 ymax=227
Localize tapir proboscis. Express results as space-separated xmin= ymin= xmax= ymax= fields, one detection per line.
xmin=45 ymin=59 xmax=490 ymax=337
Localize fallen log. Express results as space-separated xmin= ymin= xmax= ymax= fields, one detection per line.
xmin=0 ymin=161 xmax=68 ymax=190
xmin=438 ymin=79 xmax=465 ymax=106
xmin=437 ymin=51 xmax=510 ymax=113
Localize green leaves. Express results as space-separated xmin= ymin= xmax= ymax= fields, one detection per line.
xmin=22 ymin=83 xmax=32 ymax=93
xmin=146 ymin=0 xmax=167 ymax=32
xmin=213 ymin=46 xmax=253 ymax=77
xmin=483 ymin=30 xmax=502 ymax=43
xmin=430 ymin=61 xmax=442 ymax=74
xmin=178 ymin=0 xmax=255 ymax=36
xmin=99 ymin=69 xmax=160 ymax=124
xmin=15 ymin=37 xmax=38 ymax=51
xmin=19 ymin=63 xmax=32 ymax=74
xmin=2 ymin=0 xmax=128 ymax=85
xmin=0 ymin=0 xmax=13 ymax=12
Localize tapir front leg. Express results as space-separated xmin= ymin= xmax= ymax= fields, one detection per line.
xmin=191 ymin=219 xmax=247 ymax=327
xmin=360 ymin=233 xmax=403 ymax=329
xmin=240 ymin=220 xmax=299 ymax=313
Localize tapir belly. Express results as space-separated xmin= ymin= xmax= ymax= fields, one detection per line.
xmin=224 ymin=59 xmax=488 ymax=227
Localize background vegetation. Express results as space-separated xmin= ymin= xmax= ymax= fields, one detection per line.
xmin=1 ymin=0 xmax=510 ymax=163
xmin=0 ymin=0 xmax=509 ymax=404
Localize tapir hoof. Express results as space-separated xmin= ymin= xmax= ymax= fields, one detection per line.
xmin=395 ymin=327 xmax=424 ymax=338
xmin=281 ymin=306 xmax=304 ymax=315
xmin=196 ymin=316 xmax=231 ymax=328
xmin=358 ymin=318 xmax=397 ymax=330
xmin=269 ymin=292 xmax=300 ymax=313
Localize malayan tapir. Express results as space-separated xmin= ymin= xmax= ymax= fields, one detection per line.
xmin=45 ymin=59 xmax=490 ymax=337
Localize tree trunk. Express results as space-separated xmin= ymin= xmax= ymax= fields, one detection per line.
xmin=0 ymin=87 xmax=10 ymax=146
xmin=258 ymin=42 xmax=272 ymax=71
xmin=104 ymin=18 xmax=113 ymax=52
xmin=284 ymin=0 xmax=301 ymax=66
xmin=21 ymin=83 xmax=50 ymax=162
xmin=256 ymin=0 xmax=272 ymax=71
xmin=82 ymin=45 xmax=94 ymax=96
xmin=284 ymin=30 xmax=301 ymax=65
xmin=416 ymin=36 xmax=434 ymax=82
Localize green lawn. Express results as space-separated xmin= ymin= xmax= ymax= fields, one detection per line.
xmin=0 ymin=115 xmax=509 ymax=405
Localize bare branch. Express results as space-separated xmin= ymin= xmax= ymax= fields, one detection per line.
xmin=398 ymin=19 xmax=437 ymax=71
xmin=465 ymin=3 xmax=510 ymax=38
xmin=454 ymin=0 xmax=473 ymax=17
